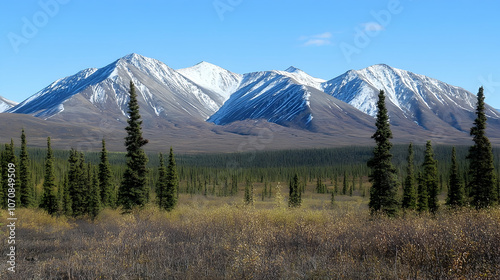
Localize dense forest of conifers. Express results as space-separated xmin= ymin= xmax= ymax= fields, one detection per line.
xmin=1 ymin=138 xmax=499 ymax=208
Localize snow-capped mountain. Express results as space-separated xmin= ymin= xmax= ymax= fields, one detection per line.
xmin=322 ymin=64 xmax=500 ymax=132
xmin=208 ymin=70 xmax=376 ymax=134
xmin=8 ymin=54 xmax=225 ymax=124
xmin=0 ymin=96 xmax=18 ymax=112
xmin=177 ymin=61 xmax=242 ymax=102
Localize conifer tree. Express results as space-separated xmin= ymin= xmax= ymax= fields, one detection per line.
xmin=88 ymin=168 xmax=101 ymax=219
xmin=446 ymin=147 xmax=465 ymax=207
xmin=288 ymin=174 xmax=301 ymax=207
xmin=19 ymin=129 xmax=34 ymax=208
xmin=231 ymin=175 xmax=238 ymax=195
xmin=156 ymin=153 xmax=167 ymax=209
xmin=164 ymin=147 xmax=179 ymax=211
xmin=422 ymin=141 xmax=439 ymax=213
xmin=40 ymin=137 xmax=58 ymax=215
xmin=1 ymin=140 xmax=19 ymax=208
xmin=98 ymin=139 xmax=113 ymax=208
xmin=118 ymin=81 xmax=149 ymax=210
xmin=61 ymin=175 xmax=72 ymax=216
xmin=244 ymin=179 xmax=254 ymax=205
xmin=402 ymin=143 xmax=417 ymax=210
xmin=417 ymin=172 xmax=429 ymax=212
xmin=467 ymin=86 xmax=497 ymax=208
xmin=342 ymin=171 xmax=348 ymax=195
xmin=68 ymin=149 xmax=84 ymax=216
xmin=367 ymin=90 xmax=399 ymax=216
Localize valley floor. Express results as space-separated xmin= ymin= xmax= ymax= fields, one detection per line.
xmin=1 ymin=192 xmax=499 ymax=280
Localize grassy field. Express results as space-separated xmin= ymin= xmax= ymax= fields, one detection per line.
xmin=1 ymin=186 xmax=500 ymax=279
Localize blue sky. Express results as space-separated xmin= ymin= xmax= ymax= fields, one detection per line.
xmin=2 ymin=0 xmax=500 ymax=107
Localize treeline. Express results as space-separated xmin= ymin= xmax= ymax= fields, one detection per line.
xmin=369 ymin=87 xmax=500 ymax=216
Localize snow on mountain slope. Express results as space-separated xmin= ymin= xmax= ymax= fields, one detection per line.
xmin=275 ymin=66 xmax=325 ymax=91
xmin=8 ymin=54 xmax=224 ymax=122
xmin=0 ymin=96 xmax=18 ymax=112
xmin=208 ymin=71 xmax=311 ymax=127
xmin=177 ymin=61 xmax=243 ymax=102
xmin=322 ymin=64 xmax=500 ymax=131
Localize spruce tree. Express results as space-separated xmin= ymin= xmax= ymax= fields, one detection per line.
xmin=467 ymin=86 xmax=497 ymax=208
xmin=164 ymin=147 xmax=179 ymax=211
xmin=118 ymin=81 xmax=149 ymax=211
xmin=446 ymin=147 xmax=465 ymax=207
xmin=423 ymin=141 xmax=439 ymax=213
xmin=402 ymin=143 xmax=417 ymax=210
xmin=68 ymin=149 xmax=84 ymax=216
xmin=367 ymin=90 xmax=399 ymax=216
xmin=156 ymin=153 xmax=167 ymax=209
xmin=244 ymin=179 xmax=254 ymax=205
xmin=40 ymin=137 xmax=58 ymax=215
xmin=342 ymin=171 xmax=348 ymax=195
xmin=61 ymin=175 xmax=72 ymax=216
xmin=288 ymin=174 xmax=301 ymax=207
xmin=88 ymin=168 xmax=101 ymax=219
xmin=98 ymin=139 xmax=113 ymax=207
xmin=1 ymin=140 xmax=19 ymax=208
xmin=417 ymin=172 xmax=429 ymax=212
xmin=19 ymin=129 xmax=34 ymax=207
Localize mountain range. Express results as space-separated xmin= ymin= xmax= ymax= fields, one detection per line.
xmin=1 ymin=53 xmax=498 ymax=153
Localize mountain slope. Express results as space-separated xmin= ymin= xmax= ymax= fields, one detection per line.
xmin=7 ymin=54 xmax=225 ymax=126
xmin=322 ymin=64 xmax=500 ymax=133
xmin=177 ymin=61 xmax=242 ymax=102
xmin=0 ymin=96 xmax=18 ymax=112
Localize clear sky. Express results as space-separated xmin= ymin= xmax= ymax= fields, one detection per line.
xmin=2 ymin=0 xmax=500 ymax=107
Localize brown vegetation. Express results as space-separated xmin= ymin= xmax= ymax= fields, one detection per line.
xmin=1 ymin=194 xmax=499 ymax=279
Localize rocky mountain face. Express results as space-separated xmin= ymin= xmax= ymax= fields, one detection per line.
xmin=0 ymin=96 xmax=17 ymax=112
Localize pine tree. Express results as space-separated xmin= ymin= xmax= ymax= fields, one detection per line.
xmin=446 ymin=147 xmax=465 ymax=207
xmin=164 ymin=147 xmax=179 ymax=211
xmin=231 ymin=176 xmax=238 ymax=195
xmin=402 ymin=143 xmax=417 ymax=210
xmin=98 ymin=139 xmax=113 ymax=208
xmin=156 ymin=153 xmax=167 ymax=209
xmin=367 ymin=90 xmax=399 ymax=216
xmin=244 ymin=179 xmax=254 ymax=205
xmin=40 ymin=137 xmax=58 ymax=215
xmin=19 ymin=129 xmax=34 ymax=207
xmin=118 ymin=81 xmax=149 ymax=211
xmin=61 ymin=175 xmax=72 ymax=216
xmin=467 ymin=87 xmax=497 ymax=208
xmin=68 ymin=149 xmax=85 ymax=216
xmin=288 ymin=174 xmax=301 ymax=207
xmin=342 ymin=171 xmax=348 ymax=195
xmin=88 ymin=168 xmax=101 ymax=219
xmin=417 ymin=172 xmax=429 ymax=212
xmin=422 ymin=141 xmax=439 ymax=213
xmin=1 ymin=140 xmax=19 ymax=209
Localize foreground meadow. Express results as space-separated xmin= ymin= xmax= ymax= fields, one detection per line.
xmin=1 ymin=193 xmax=499 ymax=279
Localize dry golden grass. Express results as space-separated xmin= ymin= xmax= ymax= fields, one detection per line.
xmin=1 ymin=194 xmax=499 ymax=279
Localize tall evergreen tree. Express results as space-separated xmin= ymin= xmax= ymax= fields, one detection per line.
xmin=163 ymin=147 xmax=179 ymax=211
xmin=19 ymin=129 xmax=34 ymax=208
xmin=402 ymin=143 xmax=417 ymax=210
xmin=68 ymin=149 xmax=84 ymax=216
xmin=467 ymin=86 xmax=497 ymax=208
xmin=40 ymin=137 xmax=58 ymax=215
xmin=98 ymin=139 xmax=113 ymax=207
xmin=61 ymin=175 xmax=72 ymax=216
xmin=288 ymin=174 xmax=301 ymax=207
xmin=423 ymin=141 xmax=439 ymax=213
xmin=342 ymin=171 xmax=348 ymax=195
xmin=1 ymin=140 xmax=19 ymax=208
xmin=367 ymin=90 xmax=399 ymax=216
xmin=118 ymin=81 xmax=149 ymax=210
xmin=156 ymin=153 xmax=167 ymax=209
xmin=417 ymin=172 xmax=429 ymax=212
xmin=88 ymin=168 xmax=101 ymax=219
xmin=446 ymin=147 xmax=465 ymax=207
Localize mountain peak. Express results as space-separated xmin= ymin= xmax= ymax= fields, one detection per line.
xmin=285 ymin=66 xmax=302 ymax=73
